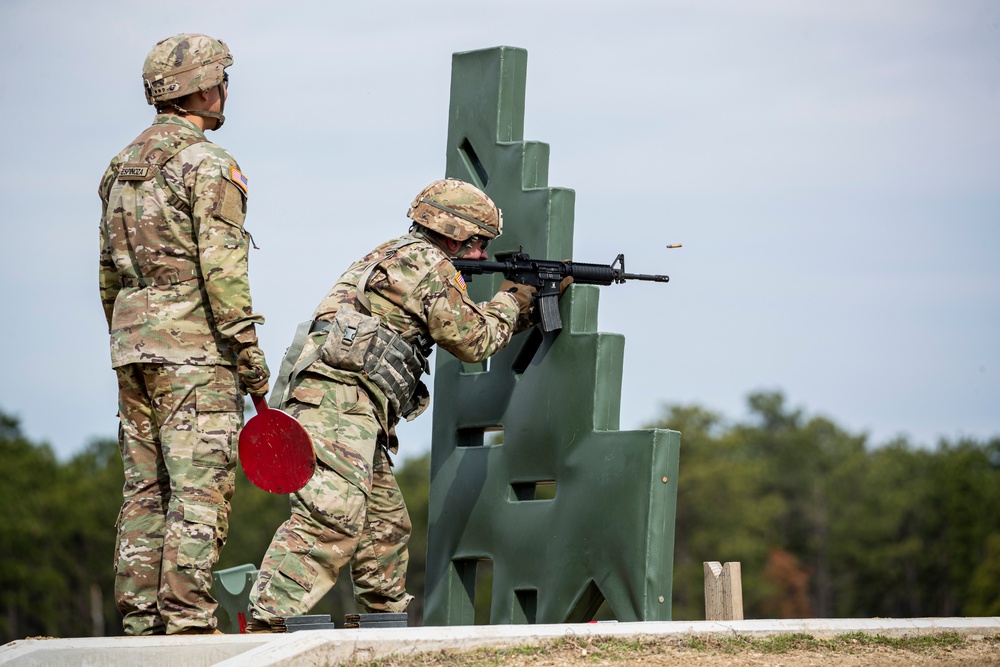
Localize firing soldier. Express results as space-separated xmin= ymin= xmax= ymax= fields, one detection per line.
xmin=247 ymin=179 xmax=556 ymax=630
xmin=98 ymin=33 xmax=270 ymax=635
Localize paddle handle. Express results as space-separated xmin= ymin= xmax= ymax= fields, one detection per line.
xmin=251 ymin=394 xmax=268 ymax=413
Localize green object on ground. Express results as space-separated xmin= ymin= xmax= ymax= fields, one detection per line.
xmin=212 ymin=563 xmax=257 ymax=633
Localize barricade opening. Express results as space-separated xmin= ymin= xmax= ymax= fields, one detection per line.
xmin=456 ymin=426 xmax=504 ymax=448
xmin=509 ymin=480 xmax=557 ymax=501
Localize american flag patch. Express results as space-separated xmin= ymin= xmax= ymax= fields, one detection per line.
xmin=229 ymin=165 xmax=249 ymax=195
xmin=453 ymin=271 xmax=467 ymax=291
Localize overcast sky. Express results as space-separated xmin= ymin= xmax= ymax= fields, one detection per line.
xmin=1 ymin=0 xmax=997 ymax=461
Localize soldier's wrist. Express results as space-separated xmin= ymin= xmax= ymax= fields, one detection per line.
xmin=232 ymin=326 xmax=259 ymax=349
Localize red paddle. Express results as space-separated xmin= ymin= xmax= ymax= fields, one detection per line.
xmin=239 ymin=395 xmax=316 ymax=494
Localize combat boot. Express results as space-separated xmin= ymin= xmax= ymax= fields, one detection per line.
xmin=244 ymin=616 xmax=282 ymax=634
xmin=172 ymin=626 xmax=225 ymax=635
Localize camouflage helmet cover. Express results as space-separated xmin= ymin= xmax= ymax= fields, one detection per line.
xmin=143 ymin=33 xmax=232 ymax=105
xmin=407 ymin=179 xmax=503 ymax=242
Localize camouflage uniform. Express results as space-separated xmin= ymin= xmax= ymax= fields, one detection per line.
xmin=249 ymin=233 xmax=527 ymax=622
xmin=98 ymin=110 xmax=263 ymax=635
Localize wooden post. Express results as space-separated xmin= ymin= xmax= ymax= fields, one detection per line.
xmin=704 ymin=561 xmax=744 ymax=620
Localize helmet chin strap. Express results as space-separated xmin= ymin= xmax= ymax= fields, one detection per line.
xmin=411 ymin=225 xmax=477 ymax=259
xmin=411 ymin=226 xmax=450 ymax=254
xmin=168 ymin=81 xmax=227 ymax=130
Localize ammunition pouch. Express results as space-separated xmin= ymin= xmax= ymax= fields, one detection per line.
xmin=319 ymin=306 xmax=431 ymax=421
xmin=318 ymin=305 xmax=381 ymax=372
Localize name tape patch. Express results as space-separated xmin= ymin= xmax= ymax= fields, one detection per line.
xmin=117 ymin=165 xmax=151 ymax=181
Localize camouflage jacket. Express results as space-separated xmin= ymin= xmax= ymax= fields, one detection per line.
xmin=295 ymin=234 xmax=522 ymax=444
xmin=98 ymin=114 xmax=264 ymax=367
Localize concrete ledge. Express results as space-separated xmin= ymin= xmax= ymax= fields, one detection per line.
xmin=0 ymin=634 xmax=270 ymax=667
xmin=2 ymin=617 xmax=997 ymax=667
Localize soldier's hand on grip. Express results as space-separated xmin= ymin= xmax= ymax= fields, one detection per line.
xmin=500 ymin=279 xmax=537 ymax=314
xmin=237 ymin=344 xmax=271 ymax=397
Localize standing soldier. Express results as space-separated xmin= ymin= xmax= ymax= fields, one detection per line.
xmin=98 ymin=33 xmax=270 ymax=636
xmin=246 ymin=178 xmax=560 ymax=630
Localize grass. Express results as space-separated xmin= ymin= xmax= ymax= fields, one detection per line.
xmin=698 ymin=630 xmax=971 ymax=654
xmin=352 ymin=631 xmax=997 ymax=666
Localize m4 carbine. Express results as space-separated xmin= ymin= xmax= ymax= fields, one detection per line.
xmin=452 ymin=250 xmax=670 ymax=333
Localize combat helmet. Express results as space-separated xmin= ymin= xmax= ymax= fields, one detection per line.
xmin=407 ymin=179 xmax=503 ymax=244
xmin=142 ymin=33 xmax=232 ymax=128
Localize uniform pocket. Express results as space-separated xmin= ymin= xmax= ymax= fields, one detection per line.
xmin=291 ymin=385 xmax=325 ymax=407
xmin=176 ymin=503 xmax=218 ymax=569
xmin=275 ymin=555 xmax=317 ymax=593
xmin=339 ymin=384 xmax=368 ymax=416
xmin=194 ymin=384 xmax=240 ymax=468
xmin=217 ymin=178 xmax=247 ymax=228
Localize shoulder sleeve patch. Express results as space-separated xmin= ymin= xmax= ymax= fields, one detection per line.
xmin=226 ymin=164 xmax=249 ymax=196
xmin=219 ymin=182 xmax=246 ymax=227
xmin=452 ymin=271 xmax=467 ymax=291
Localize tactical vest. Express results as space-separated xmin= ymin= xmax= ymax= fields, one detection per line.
xmin=105 ymin=125 xmax=208 ymax=288
xmin=272 ymin=236 xmax=433 ymax=423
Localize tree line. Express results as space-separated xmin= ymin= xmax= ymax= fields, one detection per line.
xmin=1 ymin=391 xmax=997 ymax=642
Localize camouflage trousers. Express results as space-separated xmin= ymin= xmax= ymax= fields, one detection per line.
xmin=113 ymin=363 xmax=243 ymax=635
xmin=249 ymin=375 xmax=413 ymax=623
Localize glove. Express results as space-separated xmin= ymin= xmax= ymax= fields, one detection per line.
xmin=236 ymin=344 xmax=271 ymax=397
xmin=499 ymin=280 xmax=537 ymax=313
xmin=559 ymin=275 xmax=573 ymax=297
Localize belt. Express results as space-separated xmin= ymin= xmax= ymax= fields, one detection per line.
xmin=120 ymin=271 xmax=200 ymax=288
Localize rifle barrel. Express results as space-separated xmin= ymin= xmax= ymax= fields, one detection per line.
xmin=621 ymin=272 xmax=670 ymax=283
